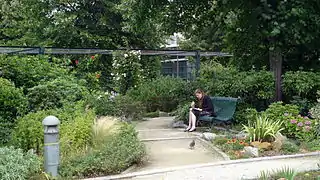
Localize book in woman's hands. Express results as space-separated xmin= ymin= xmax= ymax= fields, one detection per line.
xmin=192 ymin=108 xmax=202 ymax=111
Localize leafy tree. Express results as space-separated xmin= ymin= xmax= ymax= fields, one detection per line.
xmin=135 ymin=0 xmax=320 ymax=71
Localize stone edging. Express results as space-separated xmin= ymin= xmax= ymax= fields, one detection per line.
xmin=140 ymin=137 xmax=192 ymax=142
xmin=196 ymin=137 xmax=230 ymax=160
xmin=83 ymin=151 xmax=320 ymax=180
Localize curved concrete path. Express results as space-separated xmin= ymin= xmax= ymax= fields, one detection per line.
xmin=85 ymin=117 xmax=320 ymax=180
xmin=134 ymin=117 xmax=225 ymax=172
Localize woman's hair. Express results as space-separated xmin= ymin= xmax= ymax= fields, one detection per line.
xmin=194 ymin=89 xmax=205 ymax=108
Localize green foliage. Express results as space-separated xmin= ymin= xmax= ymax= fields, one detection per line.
xmin=11 ymin=103 xmax=95 ymax=154
xmin=199 ymin=61 xmax=274 ymax=111
xmin=264 ymin=102 xmax=300 ymax=122
xmin=113 ymin=95 xmax=146 ymax=121
xmin=213 ymin=137 xmax=229 ymax=146
xmin=85 ymin=91 xmax=117 ymax=116
xmin=112 ymin=50 xmax=161 ymax=94
xmin=310 ymin=95 xmax=320 ymax=138
xmin=173 ymin=103 xmax=190 ymax=124
xmin=59 ymin=123 xmax=146 ymax=178
xmin=283 ymin=71 xmax=320 ymax=102
xmin=0 ymin=78 xmax=28 ymax=144
xmin=10 ymin=110 xmax=53 ymax=153
xmin=60 ymin=109 xmax=95 ymax=155
xmin=234 ymin=103 xmax=255 ymax=124
xmin=281 ymin=140 xmax=300 ymax=154
xmin=243 ymin=108 xmax=259 ymax=124
xmin=27 ymin=77 xmax=89 ymax=111
xmin=0 ymin=146 xmax=41 ymax=180
xmin=284 ymin=115 xmax=316 ymax=142
xmin=303 ymin=140 xmax=320 ymax=151
xmin=0 ymin=55 xmax=69 ymax=90
xmin=127 ymin=76 xmax=190 ymax=112
xmin=0 ymin=0 xmax=164 ymax=48
xmin=144 ymin=111 xmax=160 ymax=118
xmin=259 ymin=166 xmax=297 ymax=180
xmin=243 ymin=115 xmax=284 ymax=142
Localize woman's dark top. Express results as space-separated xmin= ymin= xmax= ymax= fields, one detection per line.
xmin=194 ymin=95 xmax=215 ymax=117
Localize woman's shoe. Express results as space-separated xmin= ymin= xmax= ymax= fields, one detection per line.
xmin=188 ymin=128 xmax=196 ymax=132
xmin=184 ymin=128 xmax=191 ymax=132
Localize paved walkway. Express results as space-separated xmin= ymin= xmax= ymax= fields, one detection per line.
xmin=87 ymin=117 xmax=320 ymax=180
xmin=133 ymin=117 xmax=225 ymax=172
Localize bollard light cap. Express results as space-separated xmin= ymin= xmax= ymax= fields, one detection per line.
xmin=42 ymin=115 xmax=60 ymax=126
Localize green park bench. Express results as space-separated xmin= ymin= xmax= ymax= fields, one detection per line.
xmin=197 ymin=96 xmax=239 ymax=128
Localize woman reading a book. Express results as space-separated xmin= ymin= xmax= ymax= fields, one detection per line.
xmin=185 ymin=89 xmax=215 ymax=132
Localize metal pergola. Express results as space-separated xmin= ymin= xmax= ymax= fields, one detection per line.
xmin=0 ymin=46 xmax=233 ymax=79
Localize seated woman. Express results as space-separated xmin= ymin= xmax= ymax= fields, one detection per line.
xmin=185 ymin=89 xmax=215 ymax=132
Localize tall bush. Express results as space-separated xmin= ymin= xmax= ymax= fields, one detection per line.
xmin=0 ymin=78 xmax=28 ymax=144
xmin=199 ymin=61 xmax=274 ymax=111
xmin=127 ymin=76 xmax=190 ymax=112
xmin=27 ymin=77 xmax=89 ymax=111
xmin=11 ymin=102 xmax=95 ymax=154
xmin=0 ymin=55 xmax=69 ymax=91
xmin=282 ymin=71 xmax=320 ymax=103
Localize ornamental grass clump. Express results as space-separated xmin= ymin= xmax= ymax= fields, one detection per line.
xmin=243 ymin=114 xmax=284 ymax=142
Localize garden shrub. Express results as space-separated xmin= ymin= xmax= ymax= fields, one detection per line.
xmin=11 ymin=102 xmax=95 ymax=154
xmin=86 ymin=91 xmax=117 ymax=116
xmin=59 ymin=123 xmax=146 ymax=178
xmin=262 ymin=102 xmax=318 ymax=141
xmin=0 ymin=55 xmax=69 ymax=90
xmin=60 ymin=109 xmax=95 ymax=156
xmin=0 ymin=146 xmax=41 ymax=180
xmin=233 ymin=103 xmax=255 ymax=124
xmin=0 ymin=78 xmax=28 ymax=144
xmin=27 ymin=77 xmax=89 ymax=111
xmin=264 ymin=102 xmax=300 ymax=122
xmin=199 ymin=61 xmax=274 ymax=111
xmin=310 ymin=91 xmax=320 ymax=138
xmin=281 ymin=140 xmax=299 ymax=154
xmin=10 ymin=110 xmax=55 ymax=153
xmin=127 ymin=76 xmax=190 ymax=112
xmin=303 ymin=139 xmax=320 ymax=151
xmin=113 ymin=95 xmax=146 ymax=121
xmin=282 ymin=71 xmax=320 ymax=103
xmin=173 ymin=103 xmax=190 ymax=124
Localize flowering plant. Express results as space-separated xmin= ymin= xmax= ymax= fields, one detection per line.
xmin=112 ymin=50 xmax=143 ymax=94
xmin=285 ymin=115 xmax=316 ymax=141
xmin=224 ymin=138 xmax=249 ymax=151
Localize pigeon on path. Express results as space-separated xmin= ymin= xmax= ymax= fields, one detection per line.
xmin=189 ymin=139 xmax=195 ymax=149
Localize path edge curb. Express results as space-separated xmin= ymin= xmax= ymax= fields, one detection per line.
xmin=83 ymin=151 xmax=320 ymax=180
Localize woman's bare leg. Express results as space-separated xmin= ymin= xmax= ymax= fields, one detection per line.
xmin=189 ymin=110 xmax=197 ymax=131
xmin=186 ymin=108 xmax=193 ymax=129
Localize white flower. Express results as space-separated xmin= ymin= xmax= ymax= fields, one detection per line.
xmin=124 ymin=53 xmax=128 ymax=58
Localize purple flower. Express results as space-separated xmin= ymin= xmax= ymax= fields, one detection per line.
xmin=284 ymin=113 xmax=289 ymax=116
xmin=304 ymin=116 xmax=309 ymax=119
xmin=305 ymin=126 xmax=311 ymax=131
xmin=305 ymin=121 xmax=312 ymax=125
xmin=297 ymin=122 xmax=303 ymax=127
xmin=290 ymin=119 xmax=297 ymax=124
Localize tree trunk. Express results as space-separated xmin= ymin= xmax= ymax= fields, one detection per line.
xmin=269 ymin=48 xmax=283 ymax=101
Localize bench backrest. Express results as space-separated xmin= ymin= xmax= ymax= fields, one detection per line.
xmin=210 ymin=97 xmax=238 ymax=121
